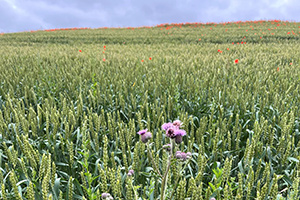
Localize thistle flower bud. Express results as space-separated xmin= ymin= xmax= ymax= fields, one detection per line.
xmin=175 ymin=151 xmax=183 ymax=159
xmin=101 ymin=193 xmax=110 ymax=198
xmin=101 ymin=193 xmax=114 ymax=199
xmin=181 ymin=152 xmax=188 ymax=160
xmin=137 ymin=129 xmax=152 ymax=143
xmin=173 ymin=120 xmax=182 ymax=128
xmin=162 ymin=144 xmax=171 ymax=152
xmin=127 ymin=169 xmax=134 ymax=176
xmin=186 ymin=152 xmax=192 ymax=157
xmin=175 ymin=135 xmax=182 ymax=144
xmin=141 ymin=132 xmax=152 ymax=143
xmin=175 ymin=151 xmax=192 ymax=161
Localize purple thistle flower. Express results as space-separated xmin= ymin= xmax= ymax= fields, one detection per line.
xmin=137 ymin=129 xmax=148 ymax=135
xmin=162 ymin=122 xmax=174 ymax=131
xmin=174 ymin=129 xmax=186 ymax=136
xmin=163 ymin=120 xmax=186 ymax=142
xmin=166 ymin=127 xmax=177 ymax=139
xmin=141 ymin=131 xmax=152 ymax=143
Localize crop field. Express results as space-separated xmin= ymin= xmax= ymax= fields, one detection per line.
xmin=0 ymin=20 xmax=300 ymax=200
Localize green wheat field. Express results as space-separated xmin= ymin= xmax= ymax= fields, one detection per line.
xmin=0 ymin=20 xmax=300 ymax=200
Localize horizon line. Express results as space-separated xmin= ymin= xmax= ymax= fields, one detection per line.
xmin=1 ymin=19 xmax=299 ymax=34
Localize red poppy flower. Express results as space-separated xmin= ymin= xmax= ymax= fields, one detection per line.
xmin=79 ymin=50 xmax=82 ymax=52
xmin=199 ymin=38 xmax=201 ymax=41
xmin=149 ymin=57 xmax=152 ymax=60
xmin=232 ymin=42 xmax=234 ymax=45
xmin=141 ymin=60 xmax=144 ymax=62
xmin=235 ymin=59 xmax=239 ymax=64
xmin=103 ymin=58 xmax=106 ymax=61
xmin=104 ymin=45 xmax=106 ymax=48
xmin=277 ymin=67 xmax=279 ymax=71
xmin=227 ymin=48 xmax=229 ymax=50
xmin=287 ymin=32 xmax=290 ymax=34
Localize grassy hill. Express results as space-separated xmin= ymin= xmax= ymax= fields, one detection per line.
xmin=0 ymin=20 xmax=300 ymax=200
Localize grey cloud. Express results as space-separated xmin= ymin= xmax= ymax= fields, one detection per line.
xmin=0 ymin=0 xmax=299 ymax=33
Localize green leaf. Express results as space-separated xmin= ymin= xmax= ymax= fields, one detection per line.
xmin=209 ymin=182 xmax=216 ymax=191
xmin=287 ymin=157 xmax=299 ymax=163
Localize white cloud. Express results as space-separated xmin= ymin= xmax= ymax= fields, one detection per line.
xmin=3 ymin=0 xmax=17 ymax=9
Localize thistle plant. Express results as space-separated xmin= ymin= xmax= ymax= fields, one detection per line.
xmin=78 ymin=137 xmax=100 ymax=200
xmin=137 ymin=119 xmax=191 ymax=200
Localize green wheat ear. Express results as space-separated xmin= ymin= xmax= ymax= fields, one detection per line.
xmin=1 ymin=184 xmax=8 ymax=200
xmin=59 ymin=191 xmax=63 ymax=200
xmin=27 ymin=181 xmax=35 ymax=200
xmin=68 ymin=176 xmax=73 ymax=200
xmin=9 ymin=170 xmax=22 ymax=200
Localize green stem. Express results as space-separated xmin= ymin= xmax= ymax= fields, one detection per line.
xmin=169 ymin=161 xmax=190 ymax=200
xmin=130 ymin=178 xmax=139 ymax=200
xmin=169 ymin=178 xmax=179 ymax=200
xmin=160 ymin=139 xmax=174 ymax=200
xmin=147 ymin=144 xmax=162 ymax=177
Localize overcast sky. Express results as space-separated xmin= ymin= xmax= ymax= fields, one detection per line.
xmin=0 ymin=0 xmax=299 ymax=33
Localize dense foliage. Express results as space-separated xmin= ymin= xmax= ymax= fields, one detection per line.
xmin=0 ymin=20 xmax=300 ymax=200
